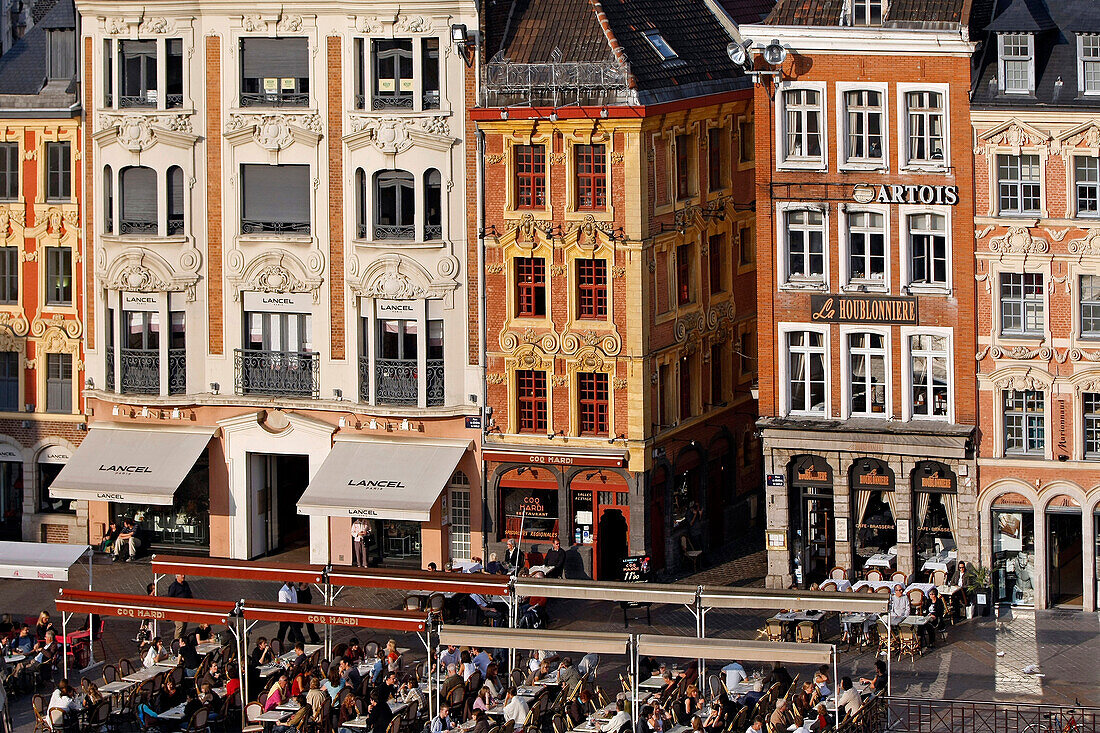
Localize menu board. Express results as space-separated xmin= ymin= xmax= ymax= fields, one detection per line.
xmin=622 ymin=555 xmax=651 ymax=583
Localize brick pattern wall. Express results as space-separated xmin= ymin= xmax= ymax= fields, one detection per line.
xmin=206 ymin=35 xmax=223 ymax=355
xmin=42 ymin=524 xmax=70 ymax=543
xmin=327 ymin=35 xmax=345 ymax=361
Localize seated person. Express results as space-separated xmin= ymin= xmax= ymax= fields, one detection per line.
xmin=858 ymin=661 xmax=887 ymax=695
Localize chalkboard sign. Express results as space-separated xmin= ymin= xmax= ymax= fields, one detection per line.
xmin=622 ymin=555 xmax=651 ymax=583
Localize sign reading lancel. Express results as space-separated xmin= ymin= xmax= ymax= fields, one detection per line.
xmin=99 ymin=464 xmax=153 ymax=473
xmin=348 ymin=479 xmax=406 ymax=489
xmin=853 ymin=183 xmax=959 ymax=206
xmin=811 ymin=294 xmax=918 ymax=325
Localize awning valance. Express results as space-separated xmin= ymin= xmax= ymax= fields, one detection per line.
xmin=48 ymin=423 xmax=217 ymax=506
xmin=297 ymin=436 xmax=471 ymax=521
xmin=0 ymin=541 xmax=88 ymax=581
xmin=437 ymin=627 xmax=631 ymax=656
xmin=636 ymin=635 xmax=834 ymax=665
xmin=513 ymin=577 xmax=697 ymax=605
xmin=241 ymin=600 xmax=426 ymax=632
xmin=699 ymin=586 xmax=890 ymax=613
xmin=327 ymin=567 xmax=509 ymax=595
xmin=56 ymin=589 xmax=236 ymax=625
xmin=151 ymin=555 xmax=325 ymax=584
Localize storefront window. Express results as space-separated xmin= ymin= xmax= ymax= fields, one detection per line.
xmin=788 ymin=455 xmax=834 ymax=588
xmin=110 ymin=451 xmax=209 ymax=549
xmin=851 ymin=458 xmax=896 ymax=571
xmin=992 ymin=492 xmax=1036 ymax=606
xmin=37 ymin=459 xmax=72 ymax=514
xmin=501 ymin=484 xmax=559 ymax=542
xmin=1047 ymin=495 xmax=1083 ymax=607
xmin=912 ymin=461 xmax=958 ymax=572
xmin=0 ymin=459 xmax=22 ymax=539
xmin=377 ymin=519 xmax=422 ymax=563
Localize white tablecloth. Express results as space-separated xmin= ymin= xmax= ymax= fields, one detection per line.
xmin=865 ymin=553 xmax=897 ymax=569
xmin=906 ymin=582 xmax=935 ymax=597
xmin=851 ymin=580 xmax=895 ymax=593
xmin=921 ymin=553 xmax=956 ymax=573
xmin=821 ymin=579 xmax=851 ymax=591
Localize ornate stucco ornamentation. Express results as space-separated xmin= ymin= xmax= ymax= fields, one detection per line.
xmin=276 ymin=13 xmax=303 ymax=32
xmin=115 ymin=116 xmax=156 ymax=152
xmin=230 ymin=250 xmax=323 ymax=302
xmin=242 ymin=14 xmax=265 ymax=31
xmin=354 ymin=16 xmax=381 ymax=32
xmin=612 ymin=378 xmax=627 ymax=390
xmin=31 ymin=313 xmax=82 ymax=340
xmin=974 ymin=119 xmax=1051 ymax=156
xmin=138 ymin=16 xmax=172 ymax=34
xmin=0 ymin=312 xmax=29 ymax=337
xmin=394 ymin=14 xmax=432 ymax=33
xmin=1068 ymin=229 xmax=1100 ymax=256
xmin=987 ymin=226 xmax=1048 ymax=254
xmin=345 ymin=115 xmax=454 ymax=154
xmin=674 ymin=312 xmax=706 ymax=342
xmin=486 ymin=373 xmax=506 ymax=384
xmin=225 ymin=113 xmax=323 ymax=151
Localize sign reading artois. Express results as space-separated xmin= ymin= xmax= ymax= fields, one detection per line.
xmin=811 ymin=294 xmax=918 ymax=325
xmin=853 ymin=183 xmax=959 ymax=205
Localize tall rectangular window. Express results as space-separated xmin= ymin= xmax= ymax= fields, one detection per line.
xmin=0 ymin=143 xmax=18 ymax=200
xmin=118 ymin=40 xmax=157 ymax=106
xmin=739 ymin=225 xmax=754 ymax=266
xmin=852 ymin=0 xmax=882 ymax=25
xmin=909 ymin=213 xmax=947 ymax=286
xmin=844 ymin=90 xmax=883 ymax=162
xmin=372 ymin=39 xmax=413 ymax=109
xmin=46 ymin=142 xmax=70 ymax=202
xmin=738 ymin=118 xmax=754 ymax=163
xmin=516 ymin=369 xmax=547 ymax=433
xmin=239 ymin=37 xmax=309 ymax=107
xmin=785 ymin=209 xmax=825 ymax=282
xmin=1000 ymin=272 xmax=1044 ymax=336
xmin=0 ymin=248 xmax=17 ymax=304
xmin=421 ymin=38 xmax=440 ymax=110
xmin=240 ymin=164 xmax=310 ymax=234
xmin=514 ymin=144 xmax=545 ymax=209
xmin=676 ymin=244 xmax=692 ymax=305
xmin=575 ymin=144 xmax=606 ymax=210
xmin=46 ymin=353 xmax=72 ymax=414
xmin=710 ymin=343 xmax=724 ymax=405
xmin=45 ymin=247 xmax=71 ymax=305
xmin=676 ymin=134 xmax=692 ymax=199
xmin=679 ymin=356 xmax=693 ymax=421
xmin=997 ymin=154 xmax=1041 ymax=214
xmin=576 ymin=258 xmax=607 ymax=319
xmin=848 ymin=332 xmax=886 ymax=415
xmin=708 ymin=127 xmax=725 ymax=191
xmin=166 ymin=39 xmax=183 ymax=107
xmin=740 ymin=329 xmax=755 ymax=378
xmin=709 ymin=234 xmax=725 ymax=294
xmin=1081 ymin=275 xmax=1100 ymax=337
xmin=578 ymin=372 xmax=609 ymax=436
xmin=847 ymin=210 xmax=885 ymax=283
xmin=1000 ymin=33 xmax=1032 ymax=94
xmin=1083 ymin=36 xmax=1100 ymax=93
xmin=783 ymin=88 xmax=822 ymax=161
xmin=1003 ymin=389 xmax=1044 ymax=455
xmin=788 ymin=330 xmax=825 ymax=414
xmin=906 ymin=91 xmax=944 ymax=164
xmin=1085 ymin=393 xmax=1100 ymax=457
xmin=909 ymin=334 xmax=948 ymax=418
xmin=515 ymin=257 xmax=546 ymax=317
xmin=0 ymin=351 xmax=17 ymax=411
xmin=1075 ymin=156 xmax=1099 ymax=217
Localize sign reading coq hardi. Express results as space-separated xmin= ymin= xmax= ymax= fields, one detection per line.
xmin=811 ymin=294 xmax=918 ymax=325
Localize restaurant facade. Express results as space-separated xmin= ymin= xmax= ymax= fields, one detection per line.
xmin=745 ymin=0 xmax=981 ymax=588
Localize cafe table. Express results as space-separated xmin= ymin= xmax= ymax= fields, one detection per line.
xmin=122 ymin=666 xmax=163 ymax=684
xmin=157 ymin=703 xmax=189 ymax=721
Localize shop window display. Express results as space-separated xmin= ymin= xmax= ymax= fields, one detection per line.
xmin=992 ymin=492 xmax=1035 ymax=606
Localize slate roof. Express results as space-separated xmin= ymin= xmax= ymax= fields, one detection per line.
xmin=483 ymin=0 xmax=750 ymax=106
xmin=971 ymin=0 xmax=1100 ymax=110
xmin=0 ymin=0 xmax=78 ymax=105
xmin=762 ymin=0 xmax=966 ymax=28
xmin=716 ymin=0 xmax=776 ymax=24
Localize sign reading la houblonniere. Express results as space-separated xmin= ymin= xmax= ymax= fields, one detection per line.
xmin=810 ymin=294 xmax=918 ymax=325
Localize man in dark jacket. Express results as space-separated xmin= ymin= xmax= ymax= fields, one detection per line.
xmin=166 ymin=574 xmax=193 ymax=640
xmin=366 ymin=690 xmax=393 ymax=733
xmin=543 ymin=538 xmax=566 ymax=578
xmin=296 ymin=582 xmax=321 ymax=644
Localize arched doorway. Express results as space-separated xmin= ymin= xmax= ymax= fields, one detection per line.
xmin=1047 ymin=495 xmax=1083 ymax=607
xmin=787 ymin=454 xmax=834 ymax=588
xmin=850 ymin=457 xmax=896 ymax=575
xmin=568 ymin=470 xmax=629 ymax=581
xmin=911 ymin=461 xmax=958 ymax=573
xmin=992 ymin=491 xmax=1035 ymax=606
xmin=597 ymin=509 xmax=629 ymax=581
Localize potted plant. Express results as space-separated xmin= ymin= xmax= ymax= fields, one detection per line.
xmin=964 ymin=564 xmax=992 ymax=618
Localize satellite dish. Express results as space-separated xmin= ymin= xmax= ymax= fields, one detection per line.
xmin=763 ymin=39 xmax=787 ymax=66
xmin=726 ymin=40 xmax=748 ymax=67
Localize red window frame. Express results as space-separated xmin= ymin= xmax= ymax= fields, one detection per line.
xmin=576 ymin=258 xmax=607 ymax=319
xmin=514 ymin=144 xmax=545 ymax=209
xmin=515 ymin=257 xmax=546 ymax=317
xmin=676 ymin=244 xmax=692 ymax=305
xmin=676 ymin=134 xmax=691 ymax=199
xmin=516 ymin=369 xmax=547 ymax=432
xmin=578 ymin=372 xmax=609 ymax=436
xmin=708 ymin=234 xmax=724 ymax=294
xmin=575 ymin=144 xmax=607 ymax=210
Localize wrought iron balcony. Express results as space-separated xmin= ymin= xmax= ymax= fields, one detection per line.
xmin=373 ymin=94 xmax=413 ymax=110
xmin=426 ymin=359 xmax=444 ymax=406
xmin=120 ymin=348 xmax=160 ymax=394
xmin=167 ymin=215 xmax=184 ymax=236
xmin=374 ymin=224 xmax=415 ymax=241
xmin=168 ymin=348 xmax=186 ymax=395
xmin=166 ymin=94 xmax=183 ymax=109
xmin=120 ymin=219 xmax=158 ymax=235
xmin=119 ymin=95 xmax=157 ymax=108
xmin=239 ymin=92 xmax=309 ymax=108
xmin=422 ymin=91 xmax=440 ymax=110
xmin=240 ymin=219 xmax=310 ymax=235
xmin=424 ymin=224 xmax=442 ymax=241
xmin=365 ymin=357 xmax=444 ymax=407
xmin=357 ymin=223 xmax=369 ymax=239
xmin=235 ymin=348 xmax=318 ymax=398
xmin=105 ymin=347 xmax=114 ymax=391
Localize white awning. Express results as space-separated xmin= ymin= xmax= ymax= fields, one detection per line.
xmin=437 ymin=627 xmax=631 ymax=656
xmin=636 ymin=635 xmax=834 ymax=665
xmin=48 ymin=423 xmax=217 ymax=506
xmin=297 ymin=436 xmax=472 ymax=522
xmin=0 ymin=541 xmax=89 ymax=581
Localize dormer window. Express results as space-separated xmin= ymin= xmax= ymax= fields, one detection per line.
xmin=643 ymin=30 xmax=678 ymax=61
xmin=852 ymin=0 xmax=883 ymax=26
xmin=999 ymin=33 xmax=1033 ymax=95
xmin=1080 ymin=35 xmax=1100 ymax=94
xmin=47 ymin=29 xmax=74 ymax=80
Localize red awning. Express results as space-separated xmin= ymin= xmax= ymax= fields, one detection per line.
xmin=326 ymin=567 xmax=509 ymax=595
xmin=151 ymin=554 xmax=325 ymax=584
xmin=241 ymin=600 xmax=426 ymax=632
xmin=56 ymin=589 xmax=236 ymax=625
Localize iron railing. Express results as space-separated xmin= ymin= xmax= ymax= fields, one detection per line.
xmin=239 ymin=92 xmax=309 ymax=107
xmin=167 ymin=215 xmax=184 ymax=236
xmin=880 ymin=698 xmax=1100 ymax=733
xmin=165 ymin=94 xmax=183 ymax=108
xmin=241 ymin=219 xmax=310 ymax=235
xmin=426 ymin=359 xmax=444 ymax=406
xmin=120 ymin=219 xmax=158 ymax=235
xmin=374 ymin=224 xmax=415 ymax=241
xmin=168 ymin=348 xmax=186 ymax=395
xmin=119 ymin=348 xmax=160 ymax=394
xmin=235 ymin=348 xmax=318 ymax=398
xmin=425 ymin=224 xmax=442 ymax=241
xmin=119 ymin=95 xmax=157 ymax=108
xmin=373 ymin=94 xmax=413 ymax=110
xmin=365 ymin=357 xmax=444 ymax=406
xmin=105 ymin=347 xmax=114 ymax=391
xmin=423 ymin=91 xmax=439 ymax=110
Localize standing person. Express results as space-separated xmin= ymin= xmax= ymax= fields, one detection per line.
xmin=504 ymin=539 xmax=524 ymax=574
xmin=165 ymin=574 xmax=193 ymax=640
xmin=351 ymin=518 xmax=369 ymax=567
xmin=296 ymin=582 xmax=321 ymax=644
xmin=276 ymin=581 xmax=303 ymax=645
xmin=543 ymin=538 xmax=566 ymax=578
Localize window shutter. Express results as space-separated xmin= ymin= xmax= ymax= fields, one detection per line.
xmin=121 ymin=167 xmax=158 ymax=222
xmin=242 ymin=164 xmax=309 ymax=224
xmin=241 ymin=37 xmax=308 ymax=77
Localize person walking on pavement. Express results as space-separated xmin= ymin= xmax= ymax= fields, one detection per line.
xmin=351 ymin=518 xmax=368 ymax=567
xmin=277 ymin=580 xmax=304 ymax=645
xmin=165 ymin=574 xmax=192 ymax=640
xmin=296 ymin=582 xmax=321 ymax=644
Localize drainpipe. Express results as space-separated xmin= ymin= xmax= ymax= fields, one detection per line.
xmin=477 ymin=126 xmax=490 ymax=562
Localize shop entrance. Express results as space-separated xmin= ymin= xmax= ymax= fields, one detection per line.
xmin=1048 ymin=503 xmax=1083 ymax=607
xmin=596 ymin=508 xmax=629 ymax=581
xmin=0 ymin=461 xmax=22 ymax=540
xmin=787 ymin=455 xmax=834 ymax=588
xmin=247 ymin=453 xmax=309 ymax=558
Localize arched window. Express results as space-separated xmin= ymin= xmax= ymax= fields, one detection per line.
xmin=103 ymin=165 xmax=113 ymax=234
xmin=120 ymin=166 xmax=157 ymax=235
xmin=425 ymin=169 xmax=441 ymax=240
xmin=374 ymin=170 xmax=414 ymax=240
xmin=167 ymin=166 xmax=184 ymax=235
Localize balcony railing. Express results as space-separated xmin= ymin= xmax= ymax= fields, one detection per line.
xmin=167 ymin=215 xmax=184 ymax=236
xmin=424 ymin=224 xmax=442 ymax=241
xmin=422 ymin=91 xmax=439 ymax=110
xmin=373 ymin=94 xmax=413 ymax=110
xmin=366 ymin=356 xmax=444 ymax=407
xmin=120 ymin=348 xmax=160 ymax=394
xmin=168 ymin=348 xmax=186 ymax=395
xmin=374 ymin=224 xmax=415 ymax=241
xmin=105 ymin=347 xmax=114 ymax=391
xmin=235 ymin=348 xmax=318 ymax=398
xmin=240 ymin=92 xmax=309 ymax=108
xmin=165 ymin=94 xmax=183 ymax=109
xmin=119 ymin=95 xmax=157 ymax=108
xmin=241 ymin=219 xmax=310 ymax=235
xmin=120 ymin=219 xmax=158 ymax=235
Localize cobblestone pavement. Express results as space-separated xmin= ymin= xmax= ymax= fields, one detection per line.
xmin=2 ymin=546 xmax=1098 ymax=732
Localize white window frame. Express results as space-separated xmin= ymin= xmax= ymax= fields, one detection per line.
xmin=998 ymin=33 xmax=1034 ymax=95
xmin=998 ymin=271 xmax=1046 ymax=337
xmin=901 ymin=327 xmax=953 ymax=423
xmin=995 ymin=152 xmax=1043 ymax=216
xmin=838 ymin=203 xmax=890 ymax=291
xmin=1072 ymin=154 xmax=1100 ymax=218
xmin=1078 ymin=272 xmax=1100 ymax=340
xmin=778 ymin=322 xmax=831 ymax=418
xmin=1000 ymin=387 xmax=1048 ymax=458
xmin=836 ymin=82 xmax=888 ymax=171
xmin=1078 ymin=34 xmax=1100 ymax=95
xmin=840 ymin=325 xmax=891 ymax=419
xmin=776 ymin=81 xmax=827 ymax=171
xmin=896 ymin=83 xmax=950 ymax=171
xmin=776 ymin=202 xmax=829 ymax=291
xmin=899 ymin=205 xmax=952 ymax=294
